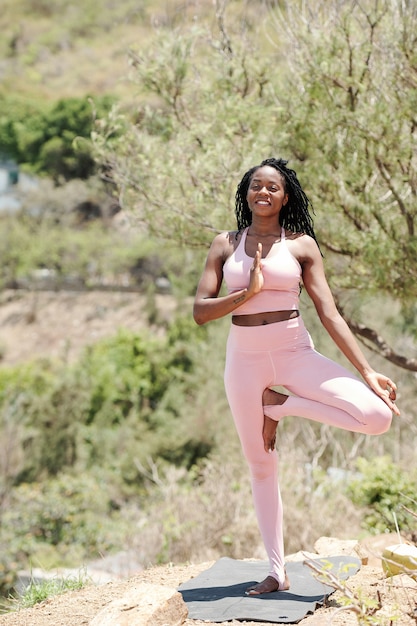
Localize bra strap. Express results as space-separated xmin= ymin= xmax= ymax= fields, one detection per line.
xmin=280 ymin=227 xmax=285 ymax=241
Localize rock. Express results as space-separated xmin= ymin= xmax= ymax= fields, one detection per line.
xmin=285 ymin=550 xmax=320 ymax=562
xmin=286 ymin=537 xmax=364 ymax=566
xmin=88 ymin=550 xmax=144 ymax=579
xmin=89 ymin=583 xmax=187 ymax=626
xmin=313 ymin=536 xmax=364 ymax=562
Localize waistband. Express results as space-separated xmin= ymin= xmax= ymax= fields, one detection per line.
xmin=232 ymin=310 xmax=299 ymax=326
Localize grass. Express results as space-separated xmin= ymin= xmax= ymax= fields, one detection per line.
xmin=5 ymin=569 xmax=91 ymax=612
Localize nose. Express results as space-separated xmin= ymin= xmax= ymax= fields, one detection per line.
xmin=257 ymin=186 xmax=269 ymax=195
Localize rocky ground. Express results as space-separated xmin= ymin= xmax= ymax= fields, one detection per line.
xmin=0 ymin=536 xmax=417 ymax=625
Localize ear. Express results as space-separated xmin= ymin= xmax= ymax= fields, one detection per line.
xmin=283 ymin=194 xmax=289 ymax=206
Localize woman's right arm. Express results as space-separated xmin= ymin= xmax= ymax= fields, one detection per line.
xmin=193 ymin=232 xmax=263 ymax=325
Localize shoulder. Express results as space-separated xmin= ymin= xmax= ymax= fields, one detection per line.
xmin=285 ymin=231 xmax=321 ymax=264
xmin=212 ymin=229 xmax=240 ymax=243
xmin=209 ymin=229 xmax=242 ymax=261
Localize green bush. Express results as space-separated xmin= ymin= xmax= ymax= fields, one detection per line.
xmin=0 ymin=472 xmax=127 ymax=596
xmin=347 ymin=456 xmax=417 ymax=534
xmin=0 ymin=321 xmax=211 ymax=484
xmin=0 ymin=93 xmax=114 ymax=180
xmin=77 ymin=323 xmax=212 ymax=479
xmin=0 ymin=216 xmax=156 ymax=290
xmin=0 ymin=316 xmax=216 ymax=596
xmin=3 ymin=474 xmax=125 ymax=551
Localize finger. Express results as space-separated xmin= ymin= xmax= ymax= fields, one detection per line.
xmin=387 ymin=378 xmax=397 ymax=392
xmin=385 ymin=381 xmax=397 ymax=402
xmin=254 ymin=247 xmax=262 ymax=269
xmin=385 ymin=379 xmax=397 ymax=393
xmin=381 ymin=394 xmax=400 ymax=416
xmin=391 ymin=402 xmax=400 ymax=416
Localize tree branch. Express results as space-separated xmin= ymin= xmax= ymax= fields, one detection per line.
xmin=336 ymin=299 xmax=417 ymax=372
xmin=375 ymin=157 xmax=414 ymax=236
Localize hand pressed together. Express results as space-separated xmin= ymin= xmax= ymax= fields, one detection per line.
xmin=247 ymin=242 xmax=264 ymax=297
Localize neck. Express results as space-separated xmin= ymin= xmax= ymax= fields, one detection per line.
xmin=248 ymin=224 xmax=281 ymax=237
xmin=248 ymin=215 xmax=281 ymax=235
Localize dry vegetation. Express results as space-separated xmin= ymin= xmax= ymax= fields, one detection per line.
xmin=0 ymin=0 xmax=249 ymax=101
xmin=0 ymin=289 xmax=178 ymax=365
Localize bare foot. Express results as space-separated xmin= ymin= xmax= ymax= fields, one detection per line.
xmin=263 ymin=415 xmax=278 ymax=452
xmin=262 ymin=388 xmax=288 ymax=452
xmin=245 ymin=573 xmax=290 ymax=596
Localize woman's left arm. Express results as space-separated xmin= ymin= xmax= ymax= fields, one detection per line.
xmin=300 ymin=236 xmax=400 ymax=415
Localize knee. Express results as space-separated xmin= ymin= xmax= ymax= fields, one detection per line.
xmin=248 ymin=455 xmax=277 ymax=482
xmin=365 ymin=403 xmax=393 ymax=435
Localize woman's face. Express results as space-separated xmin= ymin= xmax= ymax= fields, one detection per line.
xmin=246 ymin=166 xmax=288 ymax=217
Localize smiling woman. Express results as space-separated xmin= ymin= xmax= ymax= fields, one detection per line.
xmin=193 ymin=157 xmax=399 ymax=595
xmin=246 ymin=168 xmax=288 ymax=222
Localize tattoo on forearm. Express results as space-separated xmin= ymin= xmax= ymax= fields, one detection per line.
xmin=233 ymin=294 xmax=245 ymax=304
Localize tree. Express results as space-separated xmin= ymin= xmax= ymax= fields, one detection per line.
xmin=267 ymin=0 xmax=417 ymax=369
xmin=92 ymin=3 xmax=287 ymax=246
xmin=92 ymin=0 xmax=416 ymax=371
xmin=272 ymin=0 xmax=417 ymax=289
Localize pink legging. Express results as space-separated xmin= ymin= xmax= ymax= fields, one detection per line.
xmin=223 ymin=316 xmax=392 ymax=586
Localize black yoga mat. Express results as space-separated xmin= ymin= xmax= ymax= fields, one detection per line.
xmin=178 ymin=555 xmax=361 ymax=623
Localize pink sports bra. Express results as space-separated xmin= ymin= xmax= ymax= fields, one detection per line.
xmin=223 ymin=227 xmax=302 ymax=315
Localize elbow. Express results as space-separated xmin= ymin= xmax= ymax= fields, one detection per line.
xmin=194 ymin=315 xmax=206 ymax=326
xmin=193 ymin=305 xmax=207 ymax=326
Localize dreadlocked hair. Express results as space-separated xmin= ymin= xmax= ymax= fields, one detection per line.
xmin=234 ymin=157 xmax=321 ymax=251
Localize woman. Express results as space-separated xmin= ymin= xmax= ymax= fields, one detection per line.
xmin=193 ymin=157 xmax=399 ymax=595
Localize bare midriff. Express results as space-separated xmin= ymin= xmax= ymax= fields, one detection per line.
xmin=232 ymin=310 xmax=300 ymax=327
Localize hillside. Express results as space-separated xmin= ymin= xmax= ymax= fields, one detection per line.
xmin=0 ymin=0 xmax=259 ymax=101
xmin=0 ymin=289 xmax=179 ymax=366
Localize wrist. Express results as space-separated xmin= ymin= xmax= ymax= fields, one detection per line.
xmin=232 ymin=289 xmax=249 ymax=306
xmin=359 ymin=366 xmax=374 ymax=379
